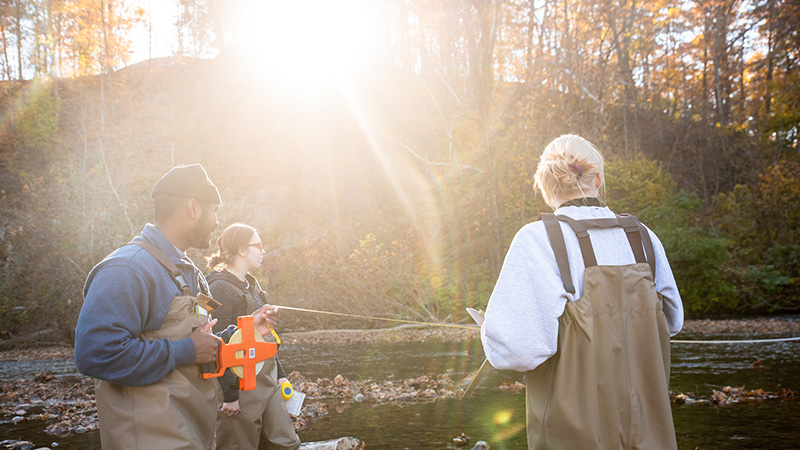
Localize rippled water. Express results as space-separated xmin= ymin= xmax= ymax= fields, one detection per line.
xmin=1 ymin=332 xmax=799 ymax=449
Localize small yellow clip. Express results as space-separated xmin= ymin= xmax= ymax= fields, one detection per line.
xmin=269 ymin=325 xmax=281 ymax=345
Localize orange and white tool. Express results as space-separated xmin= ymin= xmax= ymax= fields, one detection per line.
xmin=202 ymin=315 xmax=279 ymax=391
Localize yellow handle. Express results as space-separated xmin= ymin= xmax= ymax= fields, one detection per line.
xmin=268 ymin=325 xmax=281 ymax=345
xmin=280 ymin=381 xmax=293 ymax=400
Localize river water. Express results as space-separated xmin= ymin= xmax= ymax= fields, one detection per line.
xmin=1 ymin=332 xmax=799 ymax=449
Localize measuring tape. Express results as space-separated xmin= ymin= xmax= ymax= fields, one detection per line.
xmin=276 ymin=305 xmax=477 ymax=329
xmin=203 ymin=316 xmax=279 ymax=390
xmin=670 ymin=336 xmax=800 ymax=344
xmin=276 ymin=305 xmax=800 ymax=345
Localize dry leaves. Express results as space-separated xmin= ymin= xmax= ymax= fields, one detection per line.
xmin=288 ymin=371 xmax=461 ymax=404
xmin=672 ymin=386 xmax=800 ymax=406
xmin=680 ymin=318 xmax=800 ymax=335
xmin=0 ymin=374 xmax=98 ymax=436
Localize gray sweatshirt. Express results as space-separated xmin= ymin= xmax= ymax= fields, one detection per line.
xmin=480 ymin=205 xmax=684 ymax=372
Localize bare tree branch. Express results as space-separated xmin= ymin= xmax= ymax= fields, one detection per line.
xmin=372 ymin=129 xmax=482 ymax=172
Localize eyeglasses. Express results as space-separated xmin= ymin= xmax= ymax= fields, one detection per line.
xmin=247 ymin=242 xmax=264 ymax=251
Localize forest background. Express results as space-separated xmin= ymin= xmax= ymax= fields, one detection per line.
xmin=0 ymin=0 xmax=798 ymax=344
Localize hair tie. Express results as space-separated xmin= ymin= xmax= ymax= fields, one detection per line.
xmin=568 ymin=162 xmax=584 ymax=179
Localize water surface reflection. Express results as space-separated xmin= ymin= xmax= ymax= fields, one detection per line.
xmin=1 ymin=332 xmax=798 ymax=449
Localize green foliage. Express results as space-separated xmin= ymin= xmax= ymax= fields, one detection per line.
xmin=715 ymin=161 xmax=800 ymax=312
xmin=605 ymin=155 xmax=735 ymax=315
xmin=0 ymin=296 xmax=29 ymax=339
xmin=14 ymin=81 xmax=61 ymax=151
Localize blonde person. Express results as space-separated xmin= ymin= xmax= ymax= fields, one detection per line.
xmin=481 ymin=135 xmax=684 ymax=449
xmin=207 ymin=223 xmax=300 ymax=450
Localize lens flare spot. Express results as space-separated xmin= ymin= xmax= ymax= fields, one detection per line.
xmin=493 ymin=409 xmax=513 ymax=425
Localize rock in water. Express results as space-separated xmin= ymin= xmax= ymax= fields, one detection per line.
xmin=453 ymin=432 xmax=470 ymax=446
xmin=298 ymin=437 xmax=364 ymax=450
xmin=0 ymin=441 xmax=34 ymax=450
xmin=471 ymin=441 xmax=490 ymax=450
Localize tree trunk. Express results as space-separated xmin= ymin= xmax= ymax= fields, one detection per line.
xmin=101 ymin=0 xmax=116 ymax=120
xmin=0 ymin=13 xmax=11 ymax=80
xmin=764 ymin=1 xmax=774 ymax=116
xmin=606 ymin=1 xmax=640 ymax=153
xmin=468 ymin=0 xmax=504 ymax=273
xmin=14 ymin=0 xmax=22 ymax=80
xmin=0 ymin=327 xmax=60 ymax=350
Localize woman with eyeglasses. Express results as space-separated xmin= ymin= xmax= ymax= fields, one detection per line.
xmin=206 ymin=223 xmax=300 ymax=450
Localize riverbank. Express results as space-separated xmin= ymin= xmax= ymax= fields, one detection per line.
xmin=1 ymin=316 xmax=800 ymax=445
xmin=1 ymin=316 xmax=799 ymax=361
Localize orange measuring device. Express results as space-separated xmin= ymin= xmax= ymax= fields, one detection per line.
xmin=202 ymin=315 xmax=279 ymax=391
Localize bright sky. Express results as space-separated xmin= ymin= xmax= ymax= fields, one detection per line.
xmin=127 ymin=0 xmax=181 ymax=65
xmin=125 ymin=0 xmax=382 ymax=88
xmin=234 ymin=0 xmax=381 ymax=87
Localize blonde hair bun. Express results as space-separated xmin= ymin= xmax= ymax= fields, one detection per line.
xmin=534 ymin=134 xmax=605 ymax=209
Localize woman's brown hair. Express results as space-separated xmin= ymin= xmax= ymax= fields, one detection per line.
xmin=206 ymin=223 xmax=257 ymax=271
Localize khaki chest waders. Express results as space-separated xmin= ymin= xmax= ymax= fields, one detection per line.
xmin=95 ymin=241 xmax=220 ymax=450
xmin=524 ymin=214 xmax=677 ymax=450
xmin=212 ymin=279 xmax=300 ymax=450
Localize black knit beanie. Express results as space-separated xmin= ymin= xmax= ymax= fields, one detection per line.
xmin=150 ymin=164 xmax=221 ymax=203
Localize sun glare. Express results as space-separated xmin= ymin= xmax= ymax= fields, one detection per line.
xmin=234 ymin=0 xmax=380 ymax=88
xmin=493 ymin=409 xmax=514 ymax=425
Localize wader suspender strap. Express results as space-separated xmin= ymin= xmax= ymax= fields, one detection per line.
xmin=540 ymin=214 xmax=658 ymax=290
xmin=637 ymin=221 xmax=657 ymax=275
xmin=212 ymin=276 xmax=270 ymax=311
xmin=540 ymin=213 xmax=576 ymax=294
xmin=557 ymin=216 xmax=598 ymax=268
xmin=557 ymin=215 xmax=656 ymax=274
xmin=129 ymin=241 xmax=192 ymax=296
xmin=617 ymin=213 xmax=657 ymax=275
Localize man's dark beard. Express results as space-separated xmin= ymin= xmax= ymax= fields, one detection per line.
xmin=191 ymin=211 xmax=214 ymax=249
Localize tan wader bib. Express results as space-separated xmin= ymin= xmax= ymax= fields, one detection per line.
xmin=526 ymin=214 xmax=677 ymax=450
xmin=215 ymin=350 xmax=300 ymax=450
xmin=95 ymin=294 xmax=221 ymax=450
xmin=214 ymin=282 xmax=300 ymax=450
xmin=95 ymin=241 xmax=220 ymax=450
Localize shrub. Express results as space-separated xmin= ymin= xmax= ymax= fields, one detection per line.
xmin=715 ymin=161 xmax=800 ymax=312
xmin=606 ymin=155 xmax=735 ymax=315
xmin=14 ymin=80 xmax=61 ymax=151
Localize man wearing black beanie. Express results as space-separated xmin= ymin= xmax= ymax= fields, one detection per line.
xmin=150 ymin=164 xmax=222 ymax=250
xmin=75 ymin=164 xmax=278 ymax=450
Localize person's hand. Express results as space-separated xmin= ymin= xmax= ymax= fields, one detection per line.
xmin=278 ymin=377 xmax=289 ymax=386
xmin=220 ymin=400 xmax=240 ymax=417
xmin=189 ymin=318 xmax=221 ymax=364
xmin=252 ymin=304 xmax=279 ymax=337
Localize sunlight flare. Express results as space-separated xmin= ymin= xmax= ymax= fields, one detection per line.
xmin=232 ymin=0 xmax=380 ymax=87
xmin=493 ymin=409 xmax=514 ymax=425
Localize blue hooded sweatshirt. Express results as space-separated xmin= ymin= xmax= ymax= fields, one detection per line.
xmin=74 ymin=224 xmax=210 ymax=386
